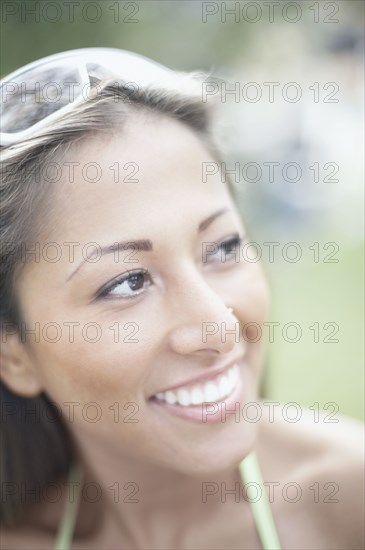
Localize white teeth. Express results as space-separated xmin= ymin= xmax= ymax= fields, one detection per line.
xmin=190 ymin=387 xmax=204 ymax=405
xmin=219 ymin=375 xmax=231 ymax=396
xmin=153 ymin=363 xmax=241 ymax=407
xmin=229 ymin=364 xmax=239 ymax=385
xmin=176 ymin=389 xmax=191 ymax=406
xmin=204 ymin=382 xmax=219 ymax=402
xmin=165 ymin=391 xmax=177 ymax=405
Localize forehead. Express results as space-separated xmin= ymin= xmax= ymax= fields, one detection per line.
xmin=46 ymin=113 xmax=233 ymax=245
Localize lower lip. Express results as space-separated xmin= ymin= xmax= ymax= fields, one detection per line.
xmin=149 ymin=365 xmax=244 ymax=424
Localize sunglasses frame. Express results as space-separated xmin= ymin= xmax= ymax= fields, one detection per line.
xmin=0 ymin=47 xmax=172 ymax=146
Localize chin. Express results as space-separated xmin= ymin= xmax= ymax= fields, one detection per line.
xmin=172 ymin=426 xmax=259 ymax=478
xmin=144 ymin=358 xmax=260 ymax=474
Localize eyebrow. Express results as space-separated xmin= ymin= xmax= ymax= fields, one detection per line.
xmin=66 ymin=207 xmax=230 ymax=282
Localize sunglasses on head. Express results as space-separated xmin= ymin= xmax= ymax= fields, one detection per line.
xmin=0 ymin=47 xmax=172 ymax=146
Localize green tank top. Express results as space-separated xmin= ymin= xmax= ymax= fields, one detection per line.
xmin=54 ymin=452 xmax=281 ymax=550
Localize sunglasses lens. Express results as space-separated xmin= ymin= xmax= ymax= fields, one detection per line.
xmin=0 ymin=49 xmax=172 ymax=143
xmin=1 ymin=65 xmax=83 ymax=133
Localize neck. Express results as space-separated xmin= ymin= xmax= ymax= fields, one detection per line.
xmin=71 ymin=430 xmax=253 ymax=547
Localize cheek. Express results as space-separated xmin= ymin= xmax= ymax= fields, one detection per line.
xmin=234 ymin=264 xmax=270 ymax=371
xmin=235 ymin=263 xmax=270 ymax=324
xmin=28 ymin=317 xmax=159 ymax=410
xmin=27 ymin=321 xmax=164 ymax=449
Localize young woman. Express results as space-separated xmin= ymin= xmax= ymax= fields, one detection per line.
xmin=0 ymin=48 xmax=363 ymax=550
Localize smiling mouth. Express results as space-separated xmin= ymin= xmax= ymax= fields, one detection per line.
xmin=151 ymin=363 xmax=241 ymax=408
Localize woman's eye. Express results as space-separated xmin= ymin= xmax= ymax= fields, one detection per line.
xmin=212 ymin=235 xmax=243 ymax=262
xmin=98 ymin=269 xmax=152 ymax=299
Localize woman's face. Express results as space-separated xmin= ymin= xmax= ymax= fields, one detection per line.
xmin=15 ymin=113 xmax=269 ymax=475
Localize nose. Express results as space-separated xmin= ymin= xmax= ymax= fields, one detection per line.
xmin=167 ymin=269 xmax=240 ymax=356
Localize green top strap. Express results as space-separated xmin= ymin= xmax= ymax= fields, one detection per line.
xmin=239 ymin=451 xmax=282 ymax=550
xmin=54 ymin=462 xmax=84 ymax=550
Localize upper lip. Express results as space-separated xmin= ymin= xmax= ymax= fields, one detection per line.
xmin=150 ymin=355 xmax=244 ymax=397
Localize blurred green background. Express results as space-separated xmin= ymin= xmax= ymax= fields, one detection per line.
xmin=1 ymin=0 xmax=364 ymax=420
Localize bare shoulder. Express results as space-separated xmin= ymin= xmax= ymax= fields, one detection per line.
xmin=0 ymin=527 xmax=55 ymax=550
xmin=256 ymin=400 xmax=364 ymax=549
xmin=257 ymin=399 xmax=364 ymax=462
xmin=0 ymin=523 xmax=94 ymax=550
